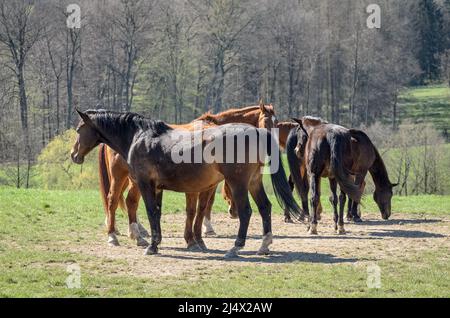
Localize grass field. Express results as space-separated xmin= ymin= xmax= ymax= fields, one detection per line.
xmin=0 ymin=187 xmax=449 ymax=297
xmin=399 ymin=85 xmax=450 ymax=134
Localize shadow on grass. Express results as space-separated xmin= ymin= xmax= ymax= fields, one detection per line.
xmin=159 ymin=247 xmax=358 ymax=264
xmin=368 ymin=229 xmax=446 ymax=238
xmin=358 ymin=218 xmax=442 ymax=226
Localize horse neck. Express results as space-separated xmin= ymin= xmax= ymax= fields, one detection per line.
xmin=206 ymin=107 xmax=260 ymax=126
xmin=93 ymin=118 xmax=139 ymax=160
xmin=369 ymin=148 xmax=391 ymax=191
xmin=278 ymin=122 xmax=297 ymax=149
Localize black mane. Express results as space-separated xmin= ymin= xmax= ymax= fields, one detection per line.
xmin=86 ymin=110 xmax=171 ymax=136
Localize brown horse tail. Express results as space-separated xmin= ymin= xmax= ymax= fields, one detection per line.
xmin=268 ymin=132 xmax=306 ymax=222
xmin=328 ymin=133 xmax=362 ymax=203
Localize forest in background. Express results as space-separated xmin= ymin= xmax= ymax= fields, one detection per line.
xmin=0 ymin=0 xmax=449 ymax=194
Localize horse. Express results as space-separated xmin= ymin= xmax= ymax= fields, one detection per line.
xmin=71 ymin=110 xmax=303 ymax=258
xmin=286 ymin=117 xmax=363 ymax=235
xmin=97 ymin=102 xmax=277 ymax=248
xmin=287 ymin=116 xmax=397 ymax=234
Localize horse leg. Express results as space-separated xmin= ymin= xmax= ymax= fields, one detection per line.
xmin=329 ymin=178 xmax=339 ymax=232
xmin=203 ymin=184 xmax=218 ymax=236
xmin=338 ymin=190 xmax=347 ymax=235
xmin=125 ymin=181 xmax=148 ymax=247
xmin=249 ymin=174 xmax=273 ymax=255
xmin=222 ymin=181 xmax=238 ymax=219
xmin=184 ymin=193 xmax=198 ymax=250
xmin=138 ymin=181 xmax=162 ymax=255
xmin=105 ymin=178 xmax=127 ymax=246
xmin=283 ymin=175 xmax=294 ymax=223
xmin=308 ymin=174 xmax=321 ymax=235
xmin=346 ymin=198 xmax=354 ymax=221
xmin=351 ymin=174 xmax=366 ymax=223
xmin=194 ymin=188 xmax=216 ymax=251
xmin=224 ymin=184 xmax=252 ymax=258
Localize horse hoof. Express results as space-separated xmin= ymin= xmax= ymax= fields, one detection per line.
xmin=203 ymin=230 xmax=217 ymax=237
xmin=136 ymin=223 xmax=149 ymax=238
xmin=224 ymin=247 xmax=241 ymax=259
xmin=257 ymin=247 xmax=270 ymax=256
xmin=337 ymin=226 xmax=346 ymax=235
xmin=108 ymin=234 xmax=120 ymax=246
xmin=136 ymin=237 xmax=149 ymax=247
xmin=224 ymin=251 xmax=239 ymax=259
xmin=284 ymin=217 xmax=294 ymax=224
xmin=353 ymin=217 xmax=363 ymax=223
xmin=308 ymin=224 xmax=318 ymax=235
xmin=196 ymin=240 xmax=208 ymax=252
xmin=144 ymin=245 xmax=158 ymax=255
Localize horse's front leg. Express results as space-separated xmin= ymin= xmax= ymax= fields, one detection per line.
xmin=137 ymin=180 xmax=163 ymax=255
xmin=224 ymin=184 xmax=252 ymax=258
xmin=308 ymin=174 xmax=321 ymax=235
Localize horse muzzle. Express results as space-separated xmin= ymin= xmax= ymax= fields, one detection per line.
xmin=71 ymin=152 xmax=84 ymax=164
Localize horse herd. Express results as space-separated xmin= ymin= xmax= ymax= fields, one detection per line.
xmin=70 ymin=102 xmax=397 ymax=258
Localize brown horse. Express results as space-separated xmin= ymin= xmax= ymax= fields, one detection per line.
xmin=287 ymin=117 xmax=363 ymax=235
xmin=287 ymin=117 xmax=396 ymax=234
xmin=97 ymin=103 xmax=277 ymax=247
xmin=71 ymin=110 xmax=303 ymax=257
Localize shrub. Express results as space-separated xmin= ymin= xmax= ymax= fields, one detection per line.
xmin=37 ymin=129 xmax=98 ymax=190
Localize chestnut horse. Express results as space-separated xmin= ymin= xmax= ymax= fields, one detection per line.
xmin=97 ymin=103 xmax=277 ymax=247
xmin=71 ymin=110 xmax=303 ymax=257
xmin=287 ymin=117 xmax=396 ymax=234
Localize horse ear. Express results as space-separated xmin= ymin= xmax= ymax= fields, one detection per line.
xmin=76 ymin=108 xmax=92 ymax=126
xmin=291 ymin=118 xmax=302 ymax=125
xmin=259 ymin=99 xmax=266 ymax=112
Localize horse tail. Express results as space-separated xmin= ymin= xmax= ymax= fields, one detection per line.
xmin=328 ymin=133 xmax=361 ymax=203
xmin=98 ymin=144 xmax=127 ymax=212
xmin=286 ymin=128 xmax=308 ymax=202
xmin=98 ymin=144 xmax=111 ymax=213
xmin=268 ymin=132 xmax=305 ymax=222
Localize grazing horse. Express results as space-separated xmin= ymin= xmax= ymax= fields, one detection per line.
xmin=286 ymin=117 xmax=363 ymax=235
xmin=287 ymin=117 xmax=396 ymax=234
xmin=97 ymin=103 xmax=277 ymax=247
xmin=71 ymin=110 xmax=303 ymax=258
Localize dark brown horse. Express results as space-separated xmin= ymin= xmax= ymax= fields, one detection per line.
xmin=287 ymin=117 xmax=396 ymax=234
xmin=97 ymin=103 xmax=277 ymax=247
xmin=72 ymin=110 xmax=302 ymax=258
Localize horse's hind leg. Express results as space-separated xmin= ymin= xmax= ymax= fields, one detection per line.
xmin=184 ymin=193 xmax=198 ymax=250
xmin=125 ymin=181 xmax=148 ymax=247
xmin=338 ymin=190 xmax=347 ymax=235
xmin=222 ymin=182 xmax=238 ymax=219
xmin=194 ymin=188 xmax=215 ymax=251
xmin=308 ymin=174 xmax=321 ymax=235
xmin=249 ymin=173 xmax=273 ymax=255
xmin=106 ymin=178 xmax=127 ymax=246
xmin=203 ymin=184 xmax=218 ymax=236
xmin=329 ymin=178 xmax=339 ymax=233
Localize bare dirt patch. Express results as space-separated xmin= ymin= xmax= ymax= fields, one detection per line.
xmin=61 ymin=212 xmax=450 ymax=278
